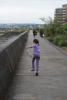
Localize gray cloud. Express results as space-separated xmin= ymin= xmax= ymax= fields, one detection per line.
xmin=0 ymin=0 xmax=67 ymax=23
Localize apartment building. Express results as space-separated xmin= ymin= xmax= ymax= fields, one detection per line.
xmin=54 ymin=8 xmax=63 ymax=24
xmin=54 ymin=4 xmax=67 ymax=24
xmin=62 ymin=4 xmax=67 ymax=23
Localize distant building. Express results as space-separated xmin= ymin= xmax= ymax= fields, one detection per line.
xmin=62 ymin=4 xmax=67 ymax=23
xmin=54 ymin=8 xmax=63 ymax=24
xmin=54 ymin=4 xmax=67 ymax=24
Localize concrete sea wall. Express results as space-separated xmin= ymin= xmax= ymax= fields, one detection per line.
xmin=0 ymin=31 xmax=28 ymax=99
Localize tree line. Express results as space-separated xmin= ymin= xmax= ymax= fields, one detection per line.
xmin=36 ymin=17 xmax=67 ymax=47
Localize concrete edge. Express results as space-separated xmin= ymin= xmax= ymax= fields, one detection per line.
xmin=45 ymin=39 xmax=67 ymax=56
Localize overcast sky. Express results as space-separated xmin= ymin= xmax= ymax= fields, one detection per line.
xmin=0 ymin=0 xmax=67 ymax=24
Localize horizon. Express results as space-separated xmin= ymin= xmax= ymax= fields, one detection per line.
xmin=0 ymin=23 xmax=44 ymax=25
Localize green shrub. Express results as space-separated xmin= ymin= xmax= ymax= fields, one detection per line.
xmin=53 ymin=35 xmax=66 ymax=46
xmin=56 ymin=27 xmax=63 ymax=34
xmin=58 ymin=40 xmax=66 ymax=46
xmin=53 ymin=35 xmax=60 ymax=45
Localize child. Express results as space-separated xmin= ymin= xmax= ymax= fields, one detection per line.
xmin=27 ymin=39 xmax=40 ymax=76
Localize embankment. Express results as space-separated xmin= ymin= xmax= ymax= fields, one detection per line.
xmin=0 ymin=31 xmax=28 ymax=99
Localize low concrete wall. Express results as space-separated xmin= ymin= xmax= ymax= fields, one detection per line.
xmin=0 ymin=31 xmax=28 ymax=99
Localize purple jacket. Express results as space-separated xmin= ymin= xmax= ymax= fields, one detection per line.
xmin=29 ymin=44 xmax=40 ymax=57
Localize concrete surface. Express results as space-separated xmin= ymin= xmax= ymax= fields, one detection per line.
xmin=7 ymin=30 xmax=67 ymax=100
xmin=0 ymin=31 xmax=28 ymax=99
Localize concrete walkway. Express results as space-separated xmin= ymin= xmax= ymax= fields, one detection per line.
xmin=7 ymin=30 xmax=67 ymax=100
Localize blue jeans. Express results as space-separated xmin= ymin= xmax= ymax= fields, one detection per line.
xmin=32 ymin=55 xmax=40 ymax=72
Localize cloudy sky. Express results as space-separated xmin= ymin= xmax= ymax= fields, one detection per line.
xmin=0 ymin=0 xmax=67 ymax=24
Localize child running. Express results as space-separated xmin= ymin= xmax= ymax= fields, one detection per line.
xmin=27 ymin=39 xmax=40 ymax=76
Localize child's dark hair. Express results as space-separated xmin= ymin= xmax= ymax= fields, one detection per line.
xmin=33 ymin=39 xmax=39 ymax=45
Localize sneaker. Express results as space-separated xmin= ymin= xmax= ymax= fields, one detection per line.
xmin=35 ymin=72 xmax=39 ymax=76
xmin=31 ymin=69 xmax=35 ymax=71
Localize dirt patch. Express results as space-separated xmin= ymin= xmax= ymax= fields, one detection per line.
xmin=62 ymin=47 xmax=67 ymax=52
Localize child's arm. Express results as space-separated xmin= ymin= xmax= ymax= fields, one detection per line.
xmin=26 ymin=46 xmax=32 ymax=49
xmin=26 ymin=44 xmax=35 ymax=49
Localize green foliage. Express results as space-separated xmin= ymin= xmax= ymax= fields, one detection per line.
xmin=63 ymin=23 xmax=67 ymax=30
xmin=53 ymin=35 xmax=67 ymax=46
xmin=62 ymin=23 xmax=67 ymax=35
xmin=40 ymin=17 xmax=67 ymax=47
xmin=58 ymin=40 xmax=66 ymax=46
xmin=55 ymin=26 xmax=64 ymax=34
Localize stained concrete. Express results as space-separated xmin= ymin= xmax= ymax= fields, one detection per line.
xmin=0 ymin=31 xmax=28 ymax=99
xmin=7 ymin=30 xmax=67 ymax=100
